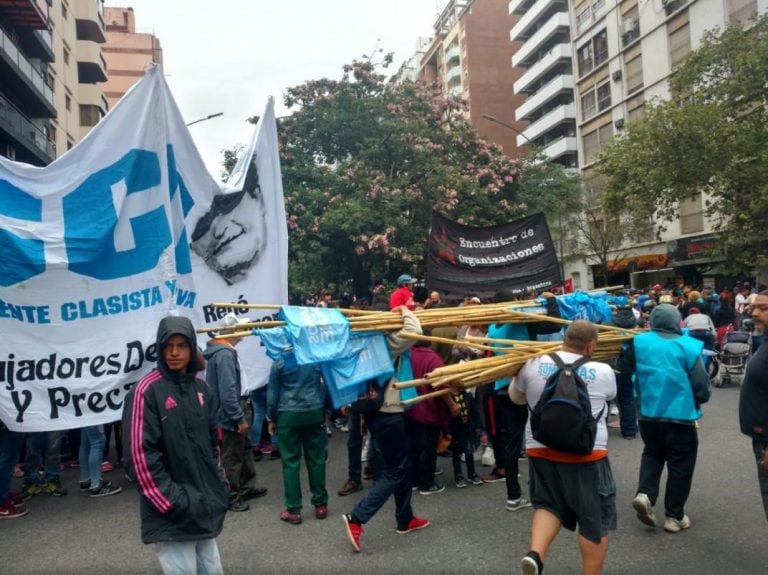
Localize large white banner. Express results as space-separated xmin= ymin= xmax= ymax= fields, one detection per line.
xmin=0 ymin=67 xmax=220 ymax=431
xmin=189 ymin=98 xmax=288 ymax=393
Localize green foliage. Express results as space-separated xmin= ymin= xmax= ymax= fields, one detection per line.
xmin=221 ymin=59 xmax=581 ymax=296
xmin=598 ymin=15 xmax=768 ymax=272
xmin=278 ymin=59 xmax=579 ymax=295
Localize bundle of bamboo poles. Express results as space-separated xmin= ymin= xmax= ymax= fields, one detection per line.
xmin=199 ymin=289 xmax=638 ymax=405
xmin=198 ymin=286 xmax=627 ymax=338
xmin=394 ymin=331 xmax=635 ymax=405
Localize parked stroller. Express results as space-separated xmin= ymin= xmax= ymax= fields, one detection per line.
xmin=715 ymin=330 xmax=753 ymax=387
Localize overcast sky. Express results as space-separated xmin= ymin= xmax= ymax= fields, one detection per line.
xmin=104 ymin=1 xmax=448 ymax=178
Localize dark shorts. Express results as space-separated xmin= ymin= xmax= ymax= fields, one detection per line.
xmin=528 ymin=456 xmax=617 ymax=544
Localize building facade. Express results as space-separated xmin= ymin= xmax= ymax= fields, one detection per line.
xmin=564 ymin=0 xmax=766 ymax=290
xmin=414 ymin=0 xmax=527 ymax=158
xmin=0 ymin=0 xmax=57 ymax=165
xmin=509 ymin=0 xmax=579 ymax=168
xmin=100 ymin=6 xmax=162 ymax=110
xmin=0 ymin=0 xmax=108 ymax=165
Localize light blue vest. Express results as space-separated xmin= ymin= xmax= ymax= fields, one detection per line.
xmin=634 ymin=331 xmax=704 ymax=421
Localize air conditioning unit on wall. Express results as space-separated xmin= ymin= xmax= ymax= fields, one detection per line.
xmin=612 ymin=70 xmax=622 ymax=81
xmin=614 ymin=118 xmax=626 ymax=129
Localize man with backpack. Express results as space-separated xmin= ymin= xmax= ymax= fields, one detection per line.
xmin=509 ymin=320 xmax=617 ymax=575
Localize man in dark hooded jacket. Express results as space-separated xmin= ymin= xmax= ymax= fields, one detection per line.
xmin=129 ymin=316 xmax=228 ymax=574
xmin=618 ymin=304 xmax=710 ymax=534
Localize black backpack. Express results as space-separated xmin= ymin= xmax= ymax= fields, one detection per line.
xmin=529 ymin=353 xmax=604 ymax=455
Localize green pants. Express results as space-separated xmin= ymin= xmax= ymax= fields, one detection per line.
xmin=277 ymin=409 xmax=328 ymax=512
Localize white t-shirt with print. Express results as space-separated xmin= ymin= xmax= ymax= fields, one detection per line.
xmin=514 ymin=351 xmax=617 ymax=451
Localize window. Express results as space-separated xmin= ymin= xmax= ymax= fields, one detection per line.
xmin=581 ymin=90 xmax=596 ymax=119
xmin=46 ymin=72 xmax=55 ymax=92
xmin=577 ymin=6 xmax=592 ymax=33
xmin=580 ymin=81 xmax=611 ymax=120
xmin=594 ymin=30 xmax=608 ymax=66
xmin=582 ymin=123 xmax=613 ymax=165
xmin=48 ymin=123 xmax=57 ymax=143
xmin=67 ymin=139 xmax=74 ymax=150
xmin=597 ymin=82 xmax=611 ymax=111
xmin=668 ymin=13 xmax=691 ymax=69
xmin=578 ymin=43 xmax=594 ymax=76
xmin=625 ymin=54 xmax=643 ymax=94
xmin=64 ymin=94 xmax=71 ymax=111
xmin=79 ymin=105 xmax=101 ymax=127
xmin=61 ymin=2 xmax=68 ymax=19
xmin=577 ymin=30 xmax=608 ymax=77
xmin=627 ymin=94 xmax=645 ymax=123
xmin=728 ymin=0 xmax=757 ymax=26
xmin=63 ymin=47 xmax=70 ymax=65
xmin=680 ymin=194 xmax=703 ymax=234
xmin=621 ymin=6 xmax=640 ymax=46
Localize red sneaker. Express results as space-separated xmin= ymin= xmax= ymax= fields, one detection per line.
xmin=279 ymin=509 xmax=302 ymax=525
xmin=342 ymin=514 xmax=363 ymax=551
xmin=396 ymin=516 xmax=430 ymax=534
xmin=315 ymin=504 xmax=328 ymax=519
xmin=0 ymin=500 xmax=28 ymax=519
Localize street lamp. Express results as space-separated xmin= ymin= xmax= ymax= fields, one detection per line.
xmin=481 ymin=114 xmax=532 ymax=144
xmin=186 ymin=112 xmax=223 ymax=127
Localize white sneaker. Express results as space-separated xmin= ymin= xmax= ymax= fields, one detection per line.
xmin=609 ymin=404 xmax=619 ymax=416
xmin=632 ymin=493 xmax=657 ymax=527
xmin=664 ymin=515 xmax=691 ymax=533
xmin=506 ymin=497 xmax=532 ymax=512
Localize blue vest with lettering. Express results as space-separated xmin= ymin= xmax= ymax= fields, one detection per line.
xmin=633 ymin=331 xmax=704 ymax=421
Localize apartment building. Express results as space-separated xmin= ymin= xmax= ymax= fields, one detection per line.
xmin=416 ymin=0 xmax=527 ymax=157
xmin=509 ymin=0 xmax=579 ymax=168
xmin=565 ymin=0 xmax=766 ymax=290
xmin=49 ymin=0 xmax=108 ymax=153
xmin=0 ymin=0 xmax=57 ymax=165
xmin=100 ymin=6 xmax=162 ymax=109
xmin=0 ymin=0 xmax=108 ymax=165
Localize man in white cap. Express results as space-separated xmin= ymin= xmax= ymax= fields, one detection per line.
xmin=204 ymin=313 xmax=267 ymax=512
xmin=389 ymin=274 xmax=417 ymax=311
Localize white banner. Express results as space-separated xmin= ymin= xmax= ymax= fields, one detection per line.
xmin=189 ymin=98 xmax=288 ymax=394
xmin=0 ymin=67 xmax=221 ymax=431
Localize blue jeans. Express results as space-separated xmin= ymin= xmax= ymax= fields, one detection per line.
xmin=0 ymin=427 xmax=24 ymax=501
xmin=79 ymin=426 xmax=106 ymax=486
xmin=250 ymin=387 xmax=279 ymax=449
xmin=24 ymin=430 xmax=63 ymax=484
xmin=351 ymin=412 xmax=413 ymax=528
xmin=155 ymin=539 xmax=223 ymax=575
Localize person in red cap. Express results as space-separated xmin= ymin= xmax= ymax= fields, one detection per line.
xmin=389 ymin=275 xmax=417 ymax=311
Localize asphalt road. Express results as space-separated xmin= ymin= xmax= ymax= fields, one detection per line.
xmin=1 ymin=383 xmax=765 ymax=575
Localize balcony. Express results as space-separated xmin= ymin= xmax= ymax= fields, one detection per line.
xmin=513 ymin=43 xmax=571 ymax=94
xmin=445 ymin=63 xmax=462 ymax=84
xmin=508 ymin=0 xmax=535 ymax=15
xmin=517 ymin=102 xmax=575 ymax=145
xmin=0 ymin=0 xmax=49 ymax=29
xmin=444 ymin=43 xmax=460 ymax=64
xmin=74 ymin=0 xmax=106 ymax=43
xmin=76 ymin=40 xmax=107 ymax=83
xmin=510 ymin=0 xmax=566 ymax=42
xmin=0 ymin=26 xmax=56 ymax=117
xmin=515 ymin=74 xmax=573 ymax=122
xmin=17 ymin=27 xmax=54 ymax=62
xmin=0 ymin=92 xmax=55 ymax=165
xmin=512 ymin=12 xmax=570 ymax=68
xmin=542 ymin=136 xmax=578 ymax=162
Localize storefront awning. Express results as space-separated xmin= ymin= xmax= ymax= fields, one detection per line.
xmin=608 ymin=253 xmax=668 ymax=272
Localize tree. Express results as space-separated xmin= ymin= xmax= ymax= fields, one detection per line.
xmin=273 ymin=58 xmax=580 ymax=296
xmin=598 ymin=15 xmax=768 ymax=277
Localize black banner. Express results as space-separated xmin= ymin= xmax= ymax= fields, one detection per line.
xmin=426 ymin=211 xmax=562 ymax=299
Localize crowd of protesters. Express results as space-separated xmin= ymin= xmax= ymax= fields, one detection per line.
xmin=1 ymin=278 xmax=767 ymax=575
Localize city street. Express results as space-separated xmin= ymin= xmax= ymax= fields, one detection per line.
xmin=1 ymin=383 xmax=765 ymax=575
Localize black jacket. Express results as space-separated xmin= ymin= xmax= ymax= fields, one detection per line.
xmin=128 ymin=316 xmax=228 ymax=544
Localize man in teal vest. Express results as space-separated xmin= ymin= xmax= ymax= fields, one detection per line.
xmin=618 ymin=303 xmax=710 ymax=534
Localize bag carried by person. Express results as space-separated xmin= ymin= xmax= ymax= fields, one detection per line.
xmin=529 ymin=353 xmax=603 ymax=455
